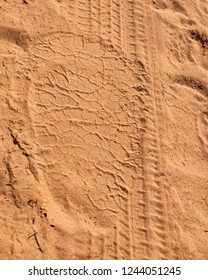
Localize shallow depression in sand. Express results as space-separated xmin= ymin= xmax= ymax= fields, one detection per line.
xmin=28 ymin=33 xmax=147 ymax=230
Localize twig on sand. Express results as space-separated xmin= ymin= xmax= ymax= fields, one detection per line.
xmin=28 ymin=231 xmax=43 ymax=253
xmin=34 ymin=233 xmax=43 ymax=253
xmin=28 ymin=231 xmax=37 ymax=239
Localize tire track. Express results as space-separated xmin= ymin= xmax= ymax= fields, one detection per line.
xmin=72 ymin=0 xmax=127 ymax=54
xmin=89 ymin=233 xmax=105 ymax=259
xmin=55 ymin=0 xmax=146 ymax=61
xmin=110 ymin=0 xmax=122 ymax=49
xmin=139 ymin=0 xmax=171 ymax=259
xmin=124 ymin=0 xmax=137 ymax=60
xmin=116 ymin=195 xmax=131 ymax=259
xmin=91 ymin=0 xmax=101 ymax=36
xmin=76 ymin=0 xmax=92 ymax=32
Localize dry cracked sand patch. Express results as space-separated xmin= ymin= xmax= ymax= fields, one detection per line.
xmin=0 ymin=0 xmax=208 ymax=260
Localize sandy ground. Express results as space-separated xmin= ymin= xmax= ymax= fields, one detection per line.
xmin=0 ymin=0 xmax=208 ymax=260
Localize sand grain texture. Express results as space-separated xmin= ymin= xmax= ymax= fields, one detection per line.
xmin=0 ymin=0 xmax=208 ymax=259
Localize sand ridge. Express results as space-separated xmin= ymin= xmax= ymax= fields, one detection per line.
xmin=0 ymin=0 xmax=208 ymax=259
